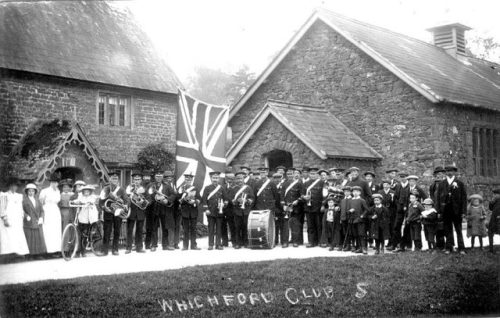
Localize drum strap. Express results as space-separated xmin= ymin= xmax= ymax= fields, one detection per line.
xmin=257 ymin=179 xmax=271 ymax=197
xmin=285 ymin=180 xmax=298 ymax=197
xmin=207 ymin=185 xmax=221 ymax=200
xmin=234 ymin=185 xmax=248 ymax=201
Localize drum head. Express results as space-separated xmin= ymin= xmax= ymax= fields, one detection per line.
xmin=247 ymin=210 xmax=275 ymax=249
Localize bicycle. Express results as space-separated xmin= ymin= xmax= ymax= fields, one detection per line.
xmin=61 ymin=202 xmax=103 ymax=261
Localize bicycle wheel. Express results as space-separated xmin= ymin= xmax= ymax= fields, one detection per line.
xmin=61 ymin=224 xmax=79 ymax=261
xmin=90 ymin=221 xmax=103 ymax=255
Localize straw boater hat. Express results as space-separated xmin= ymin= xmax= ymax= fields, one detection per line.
xmin=468 ymin=194 xmax=483 ymax=202
xmin=24 ymin=183 xmax=38 ymax=194
xmin=81 ymin=185 xmax=95 ymax=193
xmin=407 ymin=175 xmax=419 ymax=181
xmin=423 ymin=198 xmax=434 ymax=205
xmin=74 ymin=180 xmax=86 ymax=187
xmin=372 ymin=193 xmax=383 ymax=200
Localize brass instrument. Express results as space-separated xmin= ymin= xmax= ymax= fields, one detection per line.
xmin=283 ymin=203 xmax=292 ymax=219
xmin=180 ymin=187 xmax=197 ymax=207
xmin=240 ymin=193 xmax=246 ymax=209
xmin=218 ymin=198 xmax=224 ymax=215
xmin=103 ymin=194 xmax=130 ymax=219
xmin=151 ymin=185 xmax=173 ymax=207
xmin=130 ymin=185 xmax=150 ymax=210
xmin=307 ymin=189 xmax=312 ymax=207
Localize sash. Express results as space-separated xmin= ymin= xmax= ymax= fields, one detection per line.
xmin=277 ymin=179 xmax=284 ymax=189
xmin=257 ymin=179 xmax=271 ymax=197
xmin=244 ymin=176 xmax=250 ymax=184
xmin=233 ymin=185 xmax=248 ymax=201
xmin=207 ymin=185 xmax=221 ymax=201
xmin=284 ymin=180 xmax=298 ymax=197
xmin=181 ymin=185 xmax=195 ymax=200
xmin=306 ymin=178 xmax=321 ymax=193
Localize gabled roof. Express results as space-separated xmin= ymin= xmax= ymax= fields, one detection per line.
xmin=227 ymin=100 xmax=382 ymax=163
xmin=7 ymin=120 xmax=109 ymax=183
xmin=0 ymin=1 xmax=181 ymax=93
xmin=230 ymin=8 xmax=500 ymax=119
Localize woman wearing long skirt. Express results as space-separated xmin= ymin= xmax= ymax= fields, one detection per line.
xmin=40 ymin=175 xmax=61 ymax=253
xmin=0 ymin=178 xmax=29 ymax=257
xmin=23 ymin=183 xmax=47 ymax=256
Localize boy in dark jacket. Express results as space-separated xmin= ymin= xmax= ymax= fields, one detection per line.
xmin=341 ymin=186 xmax=353 ymax=251
xmin=348 ymin=186 xmax=369 ymax=254
xmin=421 ymin=198 xmax=438 ymax=252
xmin=406 ymin=193 xmax=424 ymax=251
xmin=370 ymin=194 xmax=390 ymax=254
xmin=322 ymin=191 xmax=343 ymax=251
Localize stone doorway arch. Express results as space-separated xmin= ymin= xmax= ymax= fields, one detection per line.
xmin=263 ymin=149 xmax=293 ymax=171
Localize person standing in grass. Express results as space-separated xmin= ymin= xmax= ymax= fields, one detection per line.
xmin=370 ymin=194 xmax=390 ymax=254
xmin=429 ymin=167 xmax=446 ymax=250
xmin=466 ymin=194 xmax=487 ymax=250
xmin=340 ymin=186 xmax=353 ymax=251
xmin=405 ymin=193 xmax=424 ymax=252
xmin=488 ymin=188 xmax=500 ymax=253
xmin=421 ymin=198 xmax=438 ymax=252
xmin=348 ymin=186 xmax=369 ymax=254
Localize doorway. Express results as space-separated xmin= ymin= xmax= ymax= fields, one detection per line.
xmin=264 ymin=149 xmax=293 ymax=171
xmin=54 ymin=167 xmax=83 ymax=183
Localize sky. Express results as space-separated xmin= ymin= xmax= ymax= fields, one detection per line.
xmin=117 ymin=0 xmax=500 ymax=83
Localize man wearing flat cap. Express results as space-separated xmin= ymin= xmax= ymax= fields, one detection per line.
xmin=435 ymin=165 xmax=467 ymax=254
xmin=346 ymin=167 xmax=372 ymax=201
xmin=384 ymin=168 xmax=400 ymax=190
xmin=240 ymin=165 xmax=256 ymax=191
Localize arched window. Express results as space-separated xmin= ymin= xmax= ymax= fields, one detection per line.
xmin=263 ymin=150 xmax=293 ymax=171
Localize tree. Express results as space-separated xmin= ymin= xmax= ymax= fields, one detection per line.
xmin=186 ymin=65 xmax=256 ymax=106
xmin=136 ymin=143 xmax=175 ymax=172
xmin=467 ymin=34 xmax=500 ymax=63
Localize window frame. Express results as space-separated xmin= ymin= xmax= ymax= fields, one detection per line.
xmin=96 ymin=92 xmax=132 ymax=128
xmin=472 ymin=126 xmax=499 ymax=177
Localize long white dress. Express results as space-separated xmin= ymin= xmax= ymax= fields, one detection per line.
xmin=40 ymin=187 xmax=62 ymax=253
xmin=0 ymin=191 xmax=29 ymax=255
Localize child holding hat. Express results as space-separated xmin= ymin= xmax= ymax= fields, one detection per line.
xmin=421 ymin=198 xmax=438 ymax=252
xmin=466 ymin=194 xmax=487 ymax=250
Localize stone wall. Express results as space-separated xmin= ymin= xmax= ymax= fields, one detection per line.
xmin=229 ymin=20 xmax=500 ymax=198
xmin=0 ymin=69 xmax=177 ymax=169
xmin=231 ymin=116 xmax=376 ymax=173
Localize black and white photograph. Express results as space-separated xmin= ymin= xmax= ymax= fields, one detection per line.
xmin=0 ymin=0 xmax=499 ymax=316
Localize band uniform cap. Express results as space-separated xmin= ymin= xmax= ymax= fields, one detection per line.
xmin=275 ymin=165 xmax=286 ymax=171
xmin=109 ymin=170 xmax=120 ymax=177
xmin=142 ymin=169 xmax=152 ymax=175
xmin=302 ymin=166 xmax=311 ymax=172
xmin=225 ymin=173 xmax=235 ymax=179
xmin=184 ymin=173 xmax=194 ymax=179
xmin=398 ymin=172 xmax=409 ymax=178
xmin=407 ymin=175 xmax=419 ymax=180
xmin=163 ymin=171 xmax=174 ymax=177
xmin=422 ymin=198 xmax=434 ymax=205
xmin=342 ymin=186 xmax=352 ymax=191
xmin=348 ymin=167 xmax=360 ymax=172
xmin=74 ymin=180 xmax=86 ymax=186
xmin=468 ymin=194 xmax=483 ymax=202
xmin=363 ymin=171 xmax=376 ymax=178
xmin=372 ymin=193 xmax=383 ymax=200
xmin=235 ymin=171 xmax=247 ymax=177
xmin=385 ymin=168 xmax=399 ymax=173
xmin=24 ymin=183 xmax=38 ymax=193
xmin=209 ymin=171 xmax=221 ymax=177
xmin=81 ymin=185 xmax=95 ymax=192
xmin=444 ymin=165 xmax=458 ymax=172
xmin=308 ymin=167 xmax=319 ymax=172
xmin=492 ymin=188 xmax=500 ymax=194
xmin=433 ymin=166 xmax=445 ymax=174
xmin=272 ymin=173 xmax=282 ymax=178
xmin=333 ymin=167 xmax=346 ymax=172
xmin=318 ymin=169 xmax=328 ymax=175
xmin=240 ymin=165 xmax=251 ymax=171
xmin=257 ymin=167 xmax=269 ymax=171
xmin=286 ymin=167 xmax=296 ymax=171
xmin=351 ymin=185 xmax=362 ymax=191
xmin=131 ymin=170 xmax=143 ymax=177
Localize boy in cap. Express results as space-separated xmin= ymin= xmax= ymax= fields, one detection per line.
xmin=347 ymin=167 xmax=372 ymax=201
xmin=323 ymin=191 xmax=343 ymax=251
xmin=230 ymin=171 xmax=255 ymax=248
xmin=348 ymin=185 xmax=370 ymax=254
xmin=202 ymin=172 xmax=227 ymax=250
xmin=340 ymin=186 xmax=353 ymax=251
xmin=488 ymin=188 xmax=500 ymax=253
xmin=370 ymin=193 xmax=390 ymax=254
xmin=405 ymin=193 xmax=424 ymax=251
xmin=421 ymin=198 xmax=438 ymax=252
xmin=179 ymin=174 xmax=201 ymax=250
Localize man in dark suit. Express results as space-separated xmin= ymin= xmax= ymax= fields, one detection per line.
xmin=393 ymin=172 xmax=411 ymax=252
xmin=407 ymin=175 xmax=428 ymax=202
xmin=178 ymin=174 xmax=201 ymax=250
xmin=384 ymin=168 xmax=399 ymax=191
xmin=378 ymin=179 xmax=396 ymax=250
xmin=230 ymin=171 xmax=255 ymax=249
xmin=364 ymin=171 xmax=380 ymax=201
xmin=202 ymin=171 xmax=227 ymax=250
xmin=240 ymin=165 xmax=256 ymax=190
xmin=125 ymin=170 xmax=147 ymax=254
xmin=302 ymin=168 xmax=325 ymax=247
xmin=435 ymin=165 xmax=467 ymax=254
xmin=347 ymin=167 xmax=372 ymax=201
xmin=429 ymin=166 xmax=446 ymax=250
xmin=281 ymin=167 xmax=304 ymax=247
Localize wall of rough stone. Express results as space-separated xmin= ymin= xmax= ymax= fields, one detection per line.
xmin=229 ymin=20 xmax=500 ymax=198
xmin=0 ymin=69 xmax=177 ymax=170
xmin=231 ymin=116 xmax=376 ymax=173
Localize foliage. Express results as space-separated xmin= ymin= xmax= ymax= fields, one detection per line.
xmin=467 ymin=33 xmax=500 ymax=63
xmin=187 ymin=65 xmax=255 ymax=106
xmin=1 ymin=249 xmax=499 ymax=317
xmin=136 ymin=143 xmax=175 ymax=172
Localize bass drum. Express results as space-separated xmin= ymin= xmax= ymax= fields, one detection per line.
xmin=247 ymin=210 xmax=275 ymax=249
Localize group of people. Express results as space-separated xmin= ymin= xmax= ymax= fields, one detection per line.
xmin=1 ymin=164 xmax=500 ymax=261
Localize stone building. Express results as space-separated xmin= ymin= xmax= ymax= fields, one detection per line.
xmin=228 ymin=8 xmax=500 ymax=196
xmin=0 ymin=1 xmax=181 ymax=187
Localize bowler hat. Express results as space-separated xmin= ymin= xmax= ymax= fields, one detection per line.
xmin=444 ymin=165 xmax=458 ymax=172
xmin=433 ymin=166 xmax=445 ymax=175
xmin=386 ymin=168 xmax=399 ymax=173
xmin=364 ymin=171 xmax=376 ymax=178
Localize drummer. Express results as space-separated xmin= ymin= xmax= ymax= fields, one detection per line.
xmin=253 ymin=167 xmax=281 ymax=222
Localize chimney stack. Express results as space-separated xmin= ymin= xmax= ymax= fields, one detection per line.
xmin=426 ymin=23 xmax=472 ymax=58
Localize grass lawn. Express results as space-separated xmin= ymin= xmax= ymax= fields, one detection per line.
xmin=1 ymin=250 xmax=499 ymax=317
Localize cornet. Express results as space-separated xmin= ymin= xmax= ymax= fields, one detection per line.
xmin=218 ymin=198 xmax=224 ymax=215
xmin=241 ymin=193 xmax=247 ymax=209
xmin=307 ymin=189 xmax=312 ymax=206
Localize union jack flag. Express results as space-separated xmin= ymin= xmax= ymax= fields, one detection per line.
xmin=175 ymin=89 xmax=228 ymax=195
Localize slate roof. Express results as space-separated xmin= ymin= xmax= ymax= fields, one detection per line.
xmin=230 ymin=8 xmax=500 ymax=118
xmin=7 ymin=119 xmax=109 ymax=183
xmin=0 ymin=1 xmax=181 ymax=93
xmin=227 ymin=100 xmax=382 ymax=162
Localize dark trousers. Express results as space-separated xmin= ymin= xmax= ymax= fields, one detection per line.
xmin=173 ymin=209 xmax=182 ymax=246
xmin=182 ymin=217 xmax=197 ymax=249
xmin=342 ymin=220 xmax=354 ymax=248
xmin=126 ymin=218 xmax=144 ymax=251
xmin=144 ymin=210 xmax=156 ymax=249
xmin=103 ymin=216 xmax=122 ymax=253
xmin=77 ymin=223 xmax=90 ymax=255
xmin=424 ymin=223 xmax=437 ymax=248
xmin=353 ymin=222 xmax=366 ymax=250
xmin=222 ymin=215 xmax=236 ymax=246
xmin=275 ymin=216 xmax=289 ymax=245
xmin=374 ymin=228 xmax=385 ymax=250
xmin=325 ymin=221 xmax=341 ymax=247
xmin=234 ymin=214 xmax=248 ymax=247
xmin=163 ymin=209 xmax=176 ymax=248
xmin=393 ymin=213 xmax=411 ymax=249
xmin=409 ymin=222 xmax=422 ymax=250
xmin=387 ymin=209 xmax=396 ymax=246
xmin=289 ymin=214 xmax=303 ymax=244
xmin=298 ymin=211 xmax=305 ymax=244
xmin=365 ymin=219 xmax=372 ymax=246
xmin=435 ymin=223 xmax=446 ymax=249
xmin=208 ymin=216 xmax=223 ymax=247
xmin=444 ymin=210 xmax=465 ymax=251
xmin=306 ymin=212 xmax=322 ymax=246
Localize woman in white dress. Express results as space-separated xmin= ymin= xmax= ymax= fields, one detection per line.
xmin=0 ymin=178 xmax=29 ymax=257
xmin=40 ymin=175 xmax=62 ymax=254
